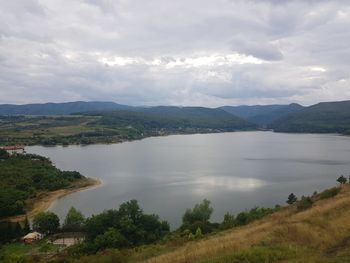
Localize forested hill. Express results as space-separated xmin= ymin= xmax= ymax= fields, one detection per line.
xmin=0 ymin=150 xmax=86 ymax=218
xmin=0 ymin=101 xmax=131 ymax=115
xmin=220 ymin=103 xmax=304 ymax=126
xmin=85 ymin=106 xmax=256 ymax=131
xmin=270 ymin=100 xmax=350 ymax=134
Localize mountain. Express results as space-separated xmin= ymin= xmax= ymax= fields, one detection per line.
xmin=271 ymin=100 xmax=350 ymax=133
xmin=220 ymin=103 xmax=304 ymax=126
xmin=88 ymin=106 xmax=257 ymax=131
xmin=0 ymin=101 xmax=131 ymax=115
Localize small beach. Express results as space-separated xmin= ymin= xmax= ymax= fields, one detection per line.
xmin=3 ymin=177 xmax=101 ymax=222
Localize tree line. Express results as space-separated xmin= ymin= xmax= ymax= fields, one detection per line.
xmin=0 ymin=150 xmax=84 ymax=218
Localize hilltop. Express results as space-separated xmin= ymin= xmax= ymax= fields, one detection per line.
xmin=0 ymin=101 xmax=131 ymax=116
xmin=220 ymin=103 xmax=304 ymax=126
xmin=271 ymin=100 xmax=350 ymax=134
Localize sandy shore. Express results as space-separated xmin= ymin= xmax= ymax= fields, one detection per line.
xmin=4 ymin=177 xmax=102 ymax=222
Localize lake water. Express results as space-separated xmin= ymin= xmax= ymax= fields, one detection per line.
xmin=27 ymin=132 xmax=350 ymax=228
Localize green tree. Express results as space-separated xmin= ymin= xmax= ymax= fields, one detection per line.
xmin=182 ymin=199 xmax=213 ymax=225
xmin=221 ymin=212 xmax=236 ymax=229
xmin=94 ymin=228 xmax=127 ymax=250
xmin=194 ymin=227 xmax=203 ymax=239
xmin=235 ymin=212 xmax=248 ymax=226
xmin=0 ymin=149 xmax=9 ymax=159
xmin=63 ymin=207 xmax=85 ymax=231
xmin=22 ymin=216 xmax=31 ymax=234
xmin=337 ymin=175 xmax=347 ymax=185
xmin=33 ymin=211 xmax=60 ymax=234
xmin=286 ymin=193 xmax=298 ymax=205
xmin=118 ymin=199 xmax=143 ymax=222
xmin=85 ymin=200 xmax=169 ymax=249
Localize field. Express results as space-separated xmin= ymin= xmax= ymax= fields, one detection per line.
xmin=0 ymin=240 xmax=59 ymax=262
xmin=0 ymin=111 xmax=255 ymax=146
xmin=0 ymin=115 xmax=138 ymax=145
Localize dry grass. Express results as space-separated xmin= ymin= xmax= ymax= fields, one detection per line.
xmin=145 ymin=185 xmax=350 ymax=263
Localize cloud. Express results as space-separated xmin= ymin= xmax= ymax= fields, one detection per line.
xmin=0 ymin=0 xmax=350 ymax=106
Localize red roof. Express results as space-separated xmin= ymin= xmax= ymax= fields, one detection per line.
xmin=0 ymin=145 xmax=25 ymax=150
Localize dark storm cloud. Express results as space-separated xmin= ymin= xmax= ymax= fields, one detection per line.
xmin=0 ymin=0 xmax=350 ymax=106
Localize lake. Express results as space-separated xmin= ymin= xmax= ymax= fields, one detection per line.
xmin=27 ymin=131 xmax=350 ymax=228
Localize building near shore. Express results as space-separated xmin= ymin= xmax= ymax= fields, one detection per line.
xmin=22 ymin=232 xmax=44 ymax=244
xmin=0 ymin=145 xmax=25 ymax=154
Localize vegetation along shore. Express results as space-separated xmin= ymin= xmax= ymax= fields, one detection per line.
xmin=1 ymin=100 xmax=350 ymax=147
xmin=0 ymin=149 xmax=100 ymax=223
xmin=1 ymin=175 xmax=350 ymax=262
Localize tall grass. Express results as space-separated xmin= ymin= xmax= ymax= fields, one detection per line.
xmin=145 ymin=185 xmax=350 ymax=263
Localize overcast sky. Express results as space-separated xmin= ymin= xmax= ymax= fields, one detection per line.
xmin=1 ymin=0 xmax=350 ymax=106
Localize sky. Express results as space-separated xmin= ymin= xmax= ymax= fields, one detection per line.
xmin=0 ymin=0 xmax=350 ymax=107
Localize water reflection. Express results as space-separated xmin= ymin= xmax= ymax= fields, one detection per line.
xmin=27 ymin=132 xmax=350 ymax=228
xmin=167 ymin=175 xmax=266 ymax=194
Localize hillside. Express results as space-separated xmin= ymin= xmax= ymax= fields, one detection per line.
xmin=220 ymin=103 xmax=304 ymax=126
xmin=0 ymin=101 xmax=131 ymax=115
xmin=0 ymin=150 xmax=93 ymax=219
xmin=144 ymin=185 xmax=350 ymax=263
xmin=90 ymin=106 xmax=256 ymax=131
xmin=15 ymin=183 xmax=348 ymax=262
xmin=271 ymin=100 xmax=350 ymax=133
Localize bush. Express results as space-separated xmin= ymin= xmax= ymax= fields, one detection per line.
xmin=94 ymin=228 xmax=127 ymax=251
xmin=297 ymin=196 xmax=313 ymax=211
xmin=194 ymin=227 xmax=203 ymax=239
xmin=182 ymin=199 xmax=213 ymax=226
xmin=319 ymin=187 xmax=341 ymax=199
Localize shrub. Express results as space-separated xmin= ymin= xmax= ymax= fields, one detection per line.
xmin=297 ymin=196 xmax=313 ymax=211
xmin=195 ymin=227 xmax=203 ymax=239
xmin=319 ymin=187 xmax=341 ymax=199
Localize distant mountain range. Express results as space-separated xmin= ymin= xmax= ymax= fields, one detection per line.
xmin=85 ymin=106 xmax=256 ymax=131
xmin=0 ymin=101 xmax=131 ymax=115
xmin=270 ymin=100 xmax=350 ymax=134
xmin=1 ymin=100 xmax=350 ymax=134
xmin=220 ymin=103 xmax=304 ymax=126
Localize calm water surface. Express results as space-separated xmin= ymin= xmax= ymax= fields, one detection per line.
xmin=27 ymin=132 xmax=350 ymax=228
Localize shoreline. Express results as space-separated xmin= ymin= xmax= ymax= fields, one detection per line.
xmin=3 ymin=177 xmax=102 ymax=223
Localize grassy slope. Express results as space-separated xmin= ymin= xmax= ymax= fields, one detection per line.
xmin=0 ymin=240 xmax=58 ymax=262
xmin=144 ymin=185 xmax=350 ymax=263
xmin=5 ymin=185 xmax=350 ymax=263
